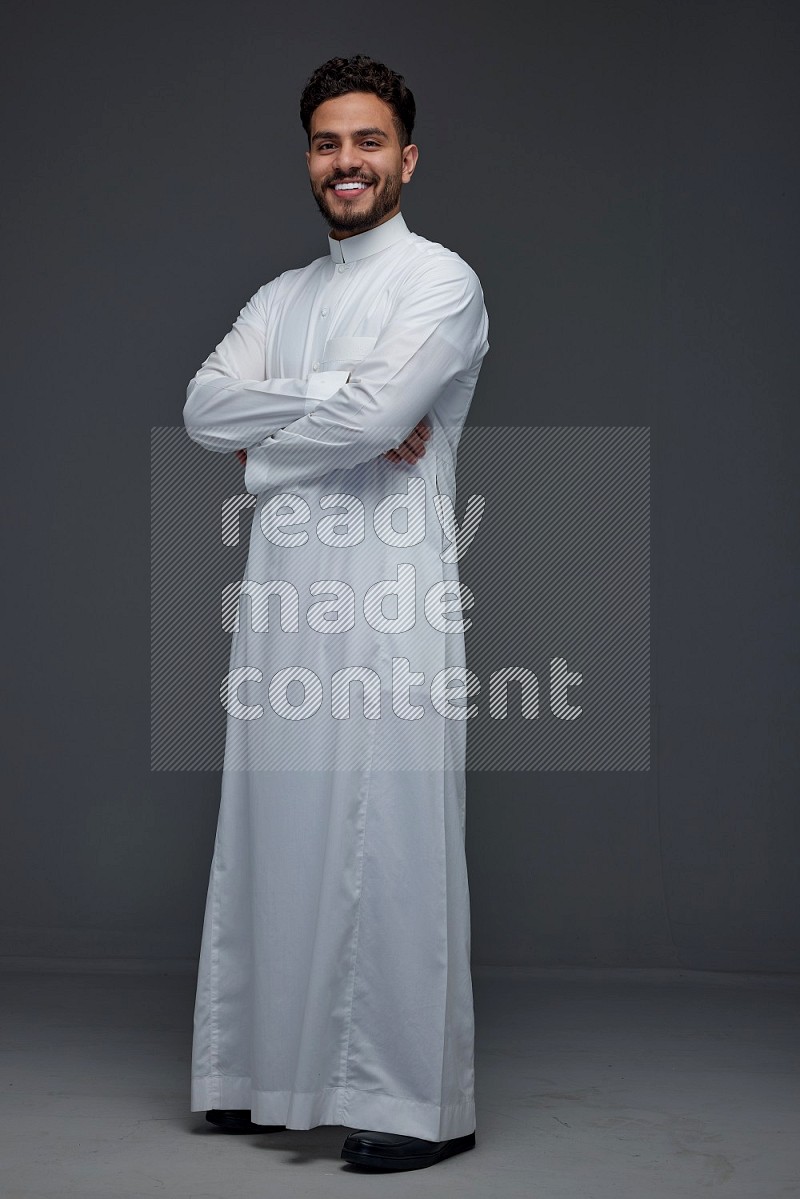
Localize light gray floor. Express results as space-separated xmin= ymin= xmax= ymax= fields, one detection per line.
xmin=0 ymin=964 xmax=797 ymax=1198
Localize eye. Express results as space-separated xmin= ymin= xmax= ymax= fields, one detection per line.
xmin=362 ymin=140 xmax=379 ymax=147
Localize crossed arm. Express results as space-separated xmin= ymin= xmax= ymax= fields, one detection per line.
xmin=183 ymin=259 xmax=488 ymax=493
xmin=234 ymin=420 xmax=431 ymax=469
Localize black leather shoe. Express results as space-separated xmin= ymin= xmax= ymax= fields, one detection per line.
xmin=340 ymin=1128 xmax=476 ymax=1170
xmin=205 ymin=1109 xmax=286 ymax=1133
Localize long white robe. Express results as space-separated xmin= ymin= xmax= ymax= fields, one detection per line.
xmin=184 ymin=211 xmax=489 ymax=1141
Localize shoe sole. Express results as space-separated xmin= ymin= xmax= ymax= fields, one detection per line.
xmin=205 ymin=1116 xmax=286 ymax=1134
xmin=341 ymin=1130 xmax=475 ymax=1171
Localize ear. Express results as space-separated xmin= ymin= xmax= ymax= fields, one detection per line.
xmin=402 ymin=143 xmax=419 ymax=183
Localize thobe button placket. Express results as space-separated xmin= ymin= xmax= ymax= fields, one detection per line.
xmin=312 ymin=362 xmax=319 ymax=370
xmin=321 ymin=307 xmax=328 ymax=317
xmin=337 ymin=264 xmax=346 ymax=273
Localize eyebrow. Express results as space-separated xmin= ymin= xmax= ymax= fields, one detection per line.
xmin=311 ymin=127 xmax=389 ymax=143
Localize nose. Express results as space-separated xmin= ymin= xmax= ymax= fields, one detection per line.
xmin=332 ymin=140 xmax=364 ymax=175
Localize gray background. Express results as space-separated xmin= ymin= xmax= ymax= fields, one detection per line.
xmin=2 ymin=0 xmax=797 ymax=972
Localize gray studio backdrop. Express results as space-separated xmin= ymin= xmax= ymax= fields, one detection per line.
xmin=2 ymin=0 xmax=798 ymax=972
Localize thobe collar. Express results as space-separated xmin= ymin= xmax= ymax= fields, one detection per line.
xmin=327 ymin=211 xmax=411 ymax=264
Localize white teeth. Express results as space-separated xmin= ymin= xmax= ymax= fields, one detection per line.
xmin=333 ymin=182 xmax=369 ymax=190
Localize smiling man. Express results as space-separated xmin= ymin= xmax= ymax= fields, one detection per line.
xmin=183 ymin=54 xmax=489 ymax=1173
xmin=308 ymin=89 xmax=412 ymax=236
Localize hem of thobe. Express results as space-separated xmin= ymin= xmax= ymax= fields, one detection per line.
xmin=190 ymin=1077 xmax=476 ymax=1140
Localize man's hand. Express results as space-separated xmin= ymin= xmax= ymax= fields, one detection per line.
xmin=383 ymin=416 xmax=431 ymax=465
xmin=233 ymin=416 xmax=432 ymax=470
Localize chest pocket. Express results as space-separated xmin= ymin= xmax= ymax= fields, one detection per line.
xmin=320 ymin=335 xmax=378 ymax=370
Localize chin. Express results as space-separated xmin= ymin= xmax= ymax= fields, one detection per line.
xmin=328 ymin=207 xmax=380 ymax=233
xmin=311 ymin=183 xmax=390 ymax=234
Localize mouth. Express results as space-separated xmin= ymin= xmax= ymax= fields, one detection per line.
xmin=329 ymin=180 xmax=373 ymax=199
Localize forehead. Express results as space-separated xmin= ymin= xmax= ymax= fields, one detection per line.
xmin=309 ymin=91 xmax=397 ymax=139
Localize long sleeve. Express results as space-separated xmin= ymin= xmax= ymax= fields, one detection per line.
xmin=243 ymin=260 xmax=489 ymax=494
xmin=183 ymin=285 xmax=342 ymax=452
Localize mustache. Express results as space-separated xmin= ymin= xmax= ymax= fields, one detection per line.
xmin=326 ymin=175 xmax=375 ymax=186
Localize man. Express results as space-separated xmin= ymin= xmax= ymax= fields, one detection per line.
xmin=183 ymin=54 xmax=489 ymax=1173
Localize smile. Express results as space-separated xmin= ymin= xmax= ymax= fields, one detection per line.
xmin=330 ymin=181 xmax=373 ymax=196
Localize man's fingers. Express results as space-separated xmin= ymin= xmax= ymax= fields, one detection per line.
xmin=405 ymin=431 xmax=427 ymax=457
xmin=381 ymin=416 xmax=432 ymax=464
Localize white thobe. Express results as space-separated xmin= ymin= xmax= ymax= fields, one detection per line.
xmin=184 ymin=211 xmax=489 ymax=1141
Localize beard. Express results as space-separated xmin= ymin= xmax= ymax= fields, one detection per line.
xmin=311 ymin=171 xmax=403 ymax=235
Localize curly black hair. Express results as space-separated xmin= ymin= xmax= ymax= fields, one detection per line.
xmin=300 ymin=54 xmax=416 ymax=149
